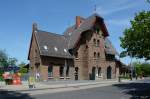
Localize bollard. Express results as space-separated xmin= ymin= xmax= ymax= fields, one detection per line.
xmin=118 ymin=76 xmax=121 ymax=82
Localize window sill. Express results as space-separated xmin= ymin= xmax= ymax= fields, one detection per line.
xmin=75 ymin=58 xmax=79 ymax=60
xmin=98 ymin=76 xmax=102 ymax=78
xmin=48 ymin=77 xmax=54 ymax=79
xmin=66 ymin=77 xmax=70 ymax=79
xmin=59 ymin=77 xmax=64 ymax=79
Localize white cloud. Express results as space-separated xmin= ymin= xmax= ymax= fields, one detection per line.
xmin=106 ymin=19 xmax=130 ymax=26
xmin=97 ymin=0 xmax=139 ymax=16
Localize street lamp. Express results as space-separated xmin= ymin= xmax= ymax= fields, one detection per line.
xmin=129 ymin=52 xmax=133 ymax=80
xmin=64 ymin=32 xmax=72 ymax=79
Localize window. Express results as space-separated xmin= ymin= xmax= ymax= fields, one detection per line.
xmin=66 ymin=66 xmax=69 ymax=77
xmin=97 ymin=53 xmax=100 ymax=58
xmin=96 ymin=28 xmax=100 ymax=34
xmin=93 ymin=39 xmax=96 ymax=46
xmin=97 ymin=40 xmax=100 ymax=47
xmin=75 ymin=52 xmax=78 ymax=59
xmin=94 ymin=52 xmax=96 ymax=58
xmin=48 ymin=65 xmax=53 ymax=77
xmin=35 ymin=49 xmax=37 ymax=53
xmin=98 ymin=67 xmax=102 ymax=77
xmin=60 ymin=66 xmax=64 ymax=77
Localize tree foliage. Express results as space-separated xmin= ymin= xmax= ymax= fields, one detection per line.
xmin=134 ymin=62 xmax=150 ymax=76
xmin=18 ymin=62 xmax=28 ymax=75
xmin=120 ymin=11 xmax=150 ymax=60
xmin=0 ymin=49 xmax=8 ymax=66
xmin=7 ymin=57 xmax=17 ymax=66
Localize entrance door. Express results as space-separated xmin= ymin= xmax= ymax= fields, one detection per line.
xmin=107 ymin=66 xmax=112 ymax=79
xmin=91 ymin=67 xmax=96 ymax=80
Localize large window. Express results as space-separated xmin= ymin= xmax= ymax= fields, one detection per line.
xmin=48 ymin=65 xmax=53 ymax=77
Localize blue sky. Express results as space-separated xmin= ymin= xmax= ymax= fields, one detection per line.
xmin=0 ymin=0 xmax=149 ymax=64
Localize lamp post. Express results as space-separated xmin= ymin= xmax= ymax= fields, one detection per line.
xmin=129 ymin=52 xmax=133 ymax=80
xmin=64 ymin=32 xmax=72 ymax=79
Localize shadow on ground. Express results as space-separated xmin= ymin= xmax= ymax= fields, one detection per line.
xmin=0 ymin=89 xmax=34 ymax=99
xmin=113 ymin=83 xmax=150 ymax=99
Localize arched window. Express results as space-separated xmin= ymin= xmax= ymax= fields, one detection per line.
xmin=93 ymin=39 xmax=96 ymax=46
xmin=97 ymin=40 xmax=100 ymax=46
xmin=48 ymin=65 xmax=53 ymax=77
xmin=107 ymin=66 xmax=112 ymax=79
xmin=98 ymin=67 xmax=101 ymax=77
xmin=66 ymin=66 xmax=69 ymax=77
xmin=94 ymin=52 xmax=96 ymax=58
xmin=97 ymin=53 xmax=100 ymax=58
xmin=75 ymin=52 xmax=78 ymax=59
xmin=60 ymin=66 xmax=64 ymax=77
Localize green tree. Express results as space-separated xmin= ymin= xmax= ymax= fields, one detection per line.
xmin=141 ymin=63 xmax=150 ymax=76
xmin=133 ymin=62 xmax=143 ymax=76
xmin=134 ymin=62 xmax=150 ymax=77
xmin=0 ymin=49 xmax=8 ymax=67
xmin=18 ymin=62 xmax=28 ymax=76
xmin=120 ymin=11 xmax=150 ymax=60
xmin=7 ymin=57 xmax=17 ymax=66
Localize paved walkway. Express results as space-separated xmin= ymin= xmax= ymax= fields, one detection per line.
xmin=0 ymin=79 xmax=138 ymax=92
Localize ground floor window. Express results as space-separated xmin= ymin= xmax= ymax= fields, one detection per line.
xmin=66 ymin=66 xmax=69 ymax=77
xmin=107 ymin=66 xmax=112 ymax=79
xmin=98 ymin=67 xmax=102 ymax=77
xmin=60 ymin=66 xmax=64 ymax=77
xmin=48 ymin=65 xmax=53 ymax=77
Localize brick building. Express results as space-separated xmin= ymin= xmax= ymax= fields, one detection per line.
xmin=28 ymin=13 xmax=120 ymax=81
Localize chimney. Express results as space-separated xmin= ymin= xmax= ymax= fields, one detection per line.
xmin=76 ymin=16 xmax=81 ymax=28
xmin=32 ymin=22 xmax=38 ymax=32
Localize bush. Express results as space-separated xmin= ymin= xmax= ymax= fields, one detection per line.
xmin=0 ymin=76 xmax=4 ymax=81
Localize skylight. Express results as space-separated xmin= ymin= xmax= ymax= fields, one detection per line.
xmin=64 ymin=48 xmax=67 ymax=53
xmin=43 ymin=45 xmax=48 ymax=50
xmin=54 ymin=47 xmax=58 ymax=51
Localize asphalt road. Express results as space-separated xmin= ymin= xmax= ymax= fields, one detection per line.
xmin=0 ymin=79 xmax=150 ymax=99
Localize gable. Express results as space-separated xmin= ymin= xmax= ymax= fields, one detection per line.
xmin=65 ymin=14 xmax=109 ymax=49
xmin=28 ymin=31 xmax=40 ymax=60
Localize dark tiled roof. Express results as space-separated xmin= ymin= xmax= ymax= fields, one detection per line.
xmin=35 ymin=30 xmax=73 ymax=59
xmin=34 ymin=13 xmax=118 ymax=58
xmin=65 ymin=13 xmax=109 ymax=49
xmin=104 ymin=38 xmax=118 ymax=55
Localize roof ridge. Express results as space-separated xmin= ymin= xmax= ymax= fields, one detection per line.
xmin=37 ymin=29 xmax=65 ymax=37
